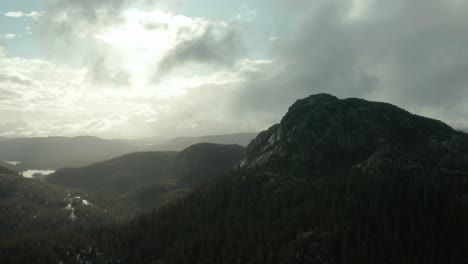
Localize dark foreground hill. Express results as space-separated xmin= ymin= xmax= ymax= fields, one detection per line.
xmin=0 ymin=166 xmax=130 ymax=245
xmin=1 ymin=94 xmax=468 ymax=264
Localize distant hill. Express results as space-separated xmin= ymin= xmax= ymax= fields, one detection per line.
xmin=47 ymin=151 xmax=178 ymax=192
xmin=47 ymin=143 xmax=245 ymax=194
xmin=149 ymin=133 xmax=258 ymax=151
xmin=110 ymin=136 xmax=168 ymax=147
xmin=0 ymin=133 xmax=257 ymax=171
xmin=0 ymin=136 xmax=138 ymax=170
xmin=172 ymin=143 xmax=246 ymax=186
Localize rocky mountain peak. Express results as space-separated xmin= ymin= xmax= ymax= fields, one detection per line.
xmin=242 ymin=94 xmax=468 ymax=174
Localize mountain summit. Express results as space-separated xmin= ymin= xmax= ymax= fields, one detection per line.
xmin=243 ymin=93 xmax=468 ymax=174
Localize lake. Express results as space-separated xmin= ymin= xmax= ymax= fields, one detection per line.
xmin=22 ymin=170 xmax=55 ymax=178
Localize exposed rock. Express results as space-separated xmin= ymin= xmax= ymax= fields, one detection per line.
xmin=242 ymin=93 xmax=468 ymax=175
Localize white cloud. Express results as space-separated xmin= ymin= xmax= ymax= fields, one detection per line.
xmin=92 ymin=9 xmax=246 ymax=84
xmin=0 ymin=38 xmax=266 ymax=138
xmin=234 ymin=6 xmax=257 ymax=22
xmin=0 ymin=2 xmax=270 ymax=138
xmin=4 ymin=11 xmax=43 ymax=19
xmin=346 ymin=0 xmax=374 ymax=20
xmin=0 ymin=34 xmax=18 ymax=40
xmin=94 ymin=10 xmax=205 ymax=66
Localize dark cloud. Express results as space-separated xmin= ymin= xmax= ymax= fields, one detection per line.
xmin=42 ymin=0 xmax=128 ymax=39
xmin=232 ymin=0 xmax=468 ymax=128
xmin=0 ymin=88 xmax=23 ymax=102
xmin=154 ymin=24 xmax=245 ymax=80
xmin=142 ymin=20 xmax=169 ymax=31
xmin=85 ymin=54 xmax=130 ymax=88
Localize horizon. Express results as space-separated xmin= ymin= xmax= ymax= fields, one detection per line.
xmin=1 ymin=0 xmax=468 ymax=138
xmin=0 ymin=131 xmax=259 ymax=140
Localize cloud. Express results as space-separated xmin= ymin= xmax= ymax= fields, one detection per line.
xmin=8 ymin=0 xmax=467 ymax=138
xmin=40 ymin=0 xmax=156 ymax=42
xmin=231 ymin=0 xmax=468 ymax=130
xmin=0 ymin=55 xmax=86 ymax=115
xmin=84 ymin=53 xmax=130 ymax=88
xmin=0 ymin=120 xmax=33 ymax=137
xmin=4 ymin=11 xmax=43 ymax=19
xmin=37 ymin=0 xmax=150 ymax=88
xmin=0 ymin=73 xmax=35 ymax=86
xmin=0 ymin=34 xmax=18 ymax=40
xmin=155 ymin=22 xmax=245 ymax=79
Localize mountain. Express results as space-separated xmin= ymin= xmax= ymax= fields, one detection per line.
xmin=83 ymin=94 xmax=467 ymax=263
xmin=152 ymin=133 xmax=258 ymax=151
xmin=110 ymin=136 xmax=168 ymax=147
xmin=47 ymin=143 xmax=245 ymax=193
xmin=0 ymin=136 xmax=137 ymax=170
xmin=45 ymin=143 xmax=245 ymax=210
xmin=172 ymin=143 xmax=246 ymax=186
xmin=243 ymin=93 xmax=468 ymax=173
xmin=47 ymin=151 xmax=178 ymax=193
xmin=0 ymin=133 xmax=256 ymax=171
xmin=2 ymin=94 xmax=468 ymax=263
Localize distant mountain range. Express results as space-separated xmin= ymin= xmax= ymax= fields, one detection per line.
xmin=0 ymin=133 xmax=257 ymax=170
xmin=112 ymin=132 xmax=258 ymax=151
xmin=0 ymin=136 xmax=135 ymax=170
xmin=149 ymin=133 xmax=258 ymax=151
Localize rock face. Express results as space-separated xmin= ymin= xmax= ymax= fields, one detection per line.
xmin=243 ymin=93 xmax=468 ymax=174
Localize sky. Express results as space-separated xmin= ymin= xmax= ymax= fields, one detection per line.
xmin=0 ymin=0 xmax=467 ymax=138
